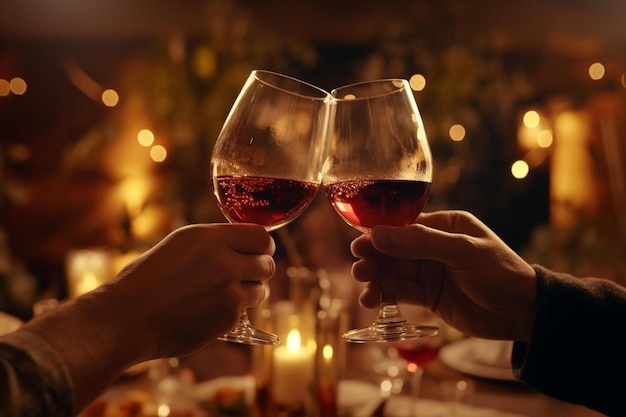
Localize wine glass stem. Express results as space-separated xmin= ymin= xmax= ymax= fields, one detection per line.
xmin=379 ymin=267 xmax=400 ymax=311
xmin=410 ymin=367 xmax=424 ymax=417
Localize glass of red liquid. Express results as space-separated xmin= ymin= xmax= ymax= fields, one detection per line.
xmin=211 ymin=70 xmax=332 ymax=345
xmin=323 ymin=78 xmax=438 ymax=343
xmin=393 ymin=306 xmax=443 ymax=416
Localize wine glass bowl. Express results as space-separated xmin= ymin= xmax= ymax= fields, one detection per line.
xmin=211 ymin=70 xmax=332 ymax=345
xmin=323 ymin=78 xmax=438 ymax=343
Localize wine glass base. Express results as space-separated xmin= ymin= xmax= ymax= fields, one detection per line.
xmin=343 ymin=321 xmax=438 ymax=343
xmin=218 ymin=326 xmax=280 ymax=346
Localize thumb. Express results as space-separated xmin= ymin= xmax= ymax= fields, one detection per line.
xmin=370 ymin=224 xmax=473 ymax=265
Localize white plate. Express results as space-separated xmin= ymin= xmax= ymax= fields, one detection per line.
xmin=338 ymin=380 xmax=383 ymax=417
xmin=439 ymin=338 xmax=517 ymax=382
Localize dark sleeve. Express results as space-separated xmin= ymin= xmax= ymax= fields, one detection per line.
xmin=0 ymin=330 xmax=75 ymax=417
xmin=512 ymin=265 xmax=626 ymax=416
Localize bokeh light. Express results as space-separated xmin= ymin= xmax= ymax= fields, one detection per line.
xmin=523 ymin=110 xmax=540 ymax=128
xmin=511 ymin=160 xmax=529 ymax=179
xmin=0 ymin=79 xmax=10 ymax=96
xmin=588 ymin=62 xmax=605 ymax=80
xmin=449 ymin=124 xmax=466 ymax=141
xmin=101 ymin=89 xmax=119 ymax=107
xmin=409 ymin=74 xmax=426 ymax=91
xmin=9 ymin=77 xmax=27 ymax=95
xmin=137 ymin=129 xmax=155 ymax=147
xmin=150 ymin=145 xmax=167 ymax=162
xmin=536 ymin=129 xmax=553 ymax=148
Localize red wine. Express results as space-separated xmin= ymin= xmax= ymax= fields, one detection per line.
xmin=214 ymin=176 xmax=319 ymax=230
xmin=396 ymin=343 xmax=441 ymax=367
xmin=324 ymin=179 xmax=430 ymax=230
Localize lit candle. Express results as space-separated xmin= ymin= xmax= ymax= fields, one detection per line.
xmin=66 ymin=249 xmax=113 ymax=298
xmin=272 ymin=328 xmax=315 ymax=409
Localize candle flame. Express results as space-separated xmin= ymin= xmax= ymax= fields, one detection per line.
xmin=286 ymin=329 xmax=301 ymax=352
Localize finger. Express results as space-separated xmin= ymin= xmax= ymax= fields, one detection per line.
xmin=416 ymin=211 xmax=489 ymax=237
xmin=351 ymin=258 xmax=379 ymax=283
xmin=350 ymin=234 xmax=378 ymax=258
xmin=369 ymin=223 xmax=476 ymax=265
xmin=239 ymin=253 xmax=276 ymax=284
xmin=240 ymin=281 xmax=266 ymax=308
xmin=215 ymin=223 xmax=276 ymax=255
xmin=358 ymin=282 xmax=381 ymax=308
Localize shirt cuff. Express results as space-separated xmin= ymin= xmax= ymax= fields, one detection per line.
xmin=0 ymin=329 xmax=76 ymax=416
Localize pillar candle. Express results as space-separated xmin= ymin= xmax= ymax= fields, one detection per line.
xmin=272 ymin=328 xmax=315 ymax=410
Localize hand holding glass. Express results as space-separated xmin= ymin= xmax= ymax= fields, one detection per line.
xmin=323 ymin=79 xmax=438 ymax=342
xmin=211 ymin=70 xmax=331 ymax=345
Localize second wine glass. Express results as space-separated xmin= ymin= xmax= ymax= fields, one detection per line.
xmin=323 ymin=78 xmax=438 ymax=343
xmin=211 ymin=70 xmax=332 ymax=345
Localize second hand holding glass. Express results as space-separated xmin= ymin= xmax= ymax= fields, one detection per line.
xmin=211 ymin=70 xmax=332 ymax=345
xmin=323 ymin=79 xmax=438 ymax=343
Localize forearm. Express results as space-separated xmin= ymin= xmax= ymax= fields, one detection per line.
xmin=513 ymin=265 xmax=626 ymax=416
xmin=24 ymin=289 xmax=150 ymax=413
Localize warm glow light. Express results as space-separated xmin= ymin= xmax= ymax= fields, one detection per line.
xmin=387 ymin=364 xmax=400 ymax=377
xmin=137 ymin=129 xmax=155 ymax=147
xmin=150 ymin=145 xmax=167 ymax=162
xmin=192 ymin=46 xmax=217 ymax=79
xmin=101 ymin=89 xmax=119 ymax=107
xmin=523 ymin=110 xmax=540 ymax=128
xmin=551 ymin=110 xmax=595 ymax=228
xmin=449 ymin=124 xmax=466 ymax=141
xmin=322 ymin=344 xmax=333 ymax=361
xmin=588 ymin=62 xmax=605 ymax=80
xmin=157 ymin=404 xmax=171 ymax=417
xmin=119 ymin=176 xmax=150 ymax=215
xmin=9 ymin=77 xmax=27 ymax=95
xmin=380 ymin=380 xmax=393 ymax=396
xmin=286 ymin=329 xmax=302 ymax=352
xmin=536 ymin=129 xmax=553 ymax=148
xmin=511 ymin=160 xmax=529 ymax=179
xmin=0 ymin=79 xmax=9 ymax=96
xmin=409 ymin=74 xmax=426 ymax=91
xmin=407 ymin=362 xmax=418 ymax=373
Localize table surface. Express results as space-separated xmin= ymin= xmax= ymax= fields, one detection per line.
xmin=100 ymin=341 xmax=605 ymax=417
xmin=343 ymin=344 xmax=604 ymax=417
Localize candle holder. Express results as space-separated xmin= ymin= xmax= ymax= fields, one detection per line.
xmin=315 ymin=298 xmax=347 ymax=417
xmin=253 ymin=268 xmax=346 ymax=417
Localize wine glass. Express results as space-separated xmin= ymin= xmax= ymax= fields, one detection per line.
xmin=393 ymin=306 xmax=443 ymax=416
xmin=323 ymin=78 xmax=438 ymax=343
xmin=211 ymin=70 xmax=332 ymax=345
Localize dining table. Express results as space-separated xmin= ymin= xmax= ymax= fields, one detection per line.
xmin=86 ymin=338 xmax=606 ymax=417
xmin=345 ymin=343 xmax=605 ymax=417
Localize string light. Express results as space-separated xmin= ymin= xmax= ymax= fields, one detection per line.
xmin=64 ymin=59 xmax=118 ymax=106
